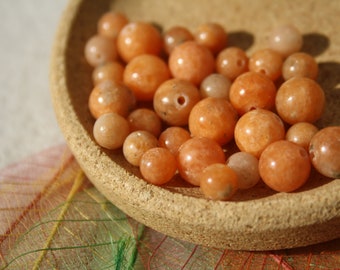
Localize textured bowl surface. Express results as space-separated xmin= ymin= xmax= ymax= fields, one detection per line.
xmin=50 ymin=0 xmax=340 ymax=250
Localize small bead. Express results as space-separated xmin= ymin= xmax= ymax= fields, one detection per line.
xmin=117 ymin=22 xmax=163 ymax=63
xmin=268 ymin=24 xmax=303 ymax=57
xmin=309 ymin=126 xmax=340 ymax=179
xmin=127 ymin=108 xmax=162 ymax=137
xmin=92 ymin=61 xmax=125 ymax=85
xmin=84 ymin=35 xmax=118 ymax=67
xmin=282 ymin=52 xmax=319 ymax=81
xmin=153 ymin=78 xmax=201 ymax=126
xmin=259 ymin=140 xmax=311 ymax=192
xmin=124 ymin=54 xmax=170 ymax=101
xmin=140 ymin=147 xmax=177 ymax=185
xmin=159 ymin=126 xmax=191 ymax=155
xmin=93 ymin=113 xmax=130 ymax=150
xmin=229 ymin=71 xmax=277 ymax=115
xmin=226 ymin=152 xmax=260 ymax=189
xmin=169 ymin=41 xmax=215 ymax=86
xmin=189 ymin=97 xmax=238 ymax=145
xmin=163 ymin=26 xmax=194 ymax=55
xmin=199 ymin=164 xmax=238 ymax=201
xmin=234 ymin=109 xmax=285 ymax=158
xmin=177 ymin=137 xmax=226 ymax=186
xmin=97 ymin=11 xmax=129 ymax=39
xmin=123 ymin=130 xmax=159 ymax=166
xmin=88 ymin=80 xmax=136 ymax=119
xmin=194 ymin=22 xmax=228 ymax=55
xmin=286 ymin=122 xmax=318 ymax=151
xmin=200 ymin=73 xmax=231 ymax=99
xmin=216 ymin=47 xmax=249 ymax=81
xmin=275 ymin=77 xmax=325 ymax=124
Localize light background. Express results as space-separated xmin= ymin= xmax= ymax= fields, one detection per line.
xmin=0 ymin=0 xmax=69 ymax=168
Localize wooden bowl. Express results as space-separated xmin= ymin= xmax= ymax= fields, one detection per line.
xmin=50 ymin=0 xmax=340 ymax=250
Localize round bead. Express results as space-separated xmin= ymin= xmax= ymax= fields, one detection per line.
xmin=97 ymin=11 xmax=129 ymax=39
xmin=140 ymin=147 xmax=177 ymax=185
xmin=286 ymin=122 xmax=318 ymax=151
xmin=199 ymin=164 xmax=238 ymax=201
xmin=84 ymin=34 xmax=118 ymax=67
xmin=259 ymin=140 xmax=311 ymax=192
xmin=189 ymin=97 xmax=238 ymax=145
xmin=153 ymin=78 xmax=201 ymax=126
xmin=163 ymin=26 xmax=194 ymax=55
xmin=92 ymin=61 xmax=125 ymax=85
xmin=159 ymin=126 xmax=191 ymax=155
xmin=123 ymin=130 xmax=159 ymax=166
xmin=127 ymin=108 xmax=162 ymax=137
xmin=200 ymin=73 xmax=231 ymax=99
xmin=194 ymin=22 xmax=228 ymax=55
xmin=124 ymin=54 xmax=170 ymax=101
xmin=177 ymin=137 xmax=226 ymax=186
xmin=229 ymin=71 xmax=277 ymax=115
xmin=93 ymin=112 xmax=130 ymax=150
xmin=226 ymin=152 xmax=260 ymax=189
xmin=309 ymin=126 xmax=340 ymax=179
xmin=168 ymin=41 xmax=215 ymax=86
xmin=282 ymin=52 xmax=319 ymax=81
xmin=88 ymin=80 xmax=136 ymax=119
xmin=216 ymin=47 xmax=249 ymax=81
xmin=275 ymin=77 xmax=325 ymax=125
xmin=234 ymin=109 xmax=285 ymax=158
xmin=248 ymin=48 xmax=283 ymax=81
xmin=267 ymin=24 xmax=303 ymax=57
xmin=117 ymin=22 xmax=163 ymax=63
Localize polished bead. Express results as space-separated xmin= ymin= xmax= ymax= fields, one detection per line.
xmin=92 ymin=61 xmax=125 ymax=85
xmin=159 ymin=126 xmax=191 ymax=155
xmin=97 ymin=11 xmax=129 ymax=39
xmin=286 ymin=122 xmax=318 ymax=151
xmin=200 ymin=73 xmax=231 ymax=99
xmin=127 ymin=108 xmax=162 ymax=137
xmin=163 ymin=26 xmax=194 ymax=55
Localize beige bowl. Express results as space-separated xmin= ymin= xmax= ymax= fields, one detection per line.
xmin=50 ymin=0 xmax=340 ymax=250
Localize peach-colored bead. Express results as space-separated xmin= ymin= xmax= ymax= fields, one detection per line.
xmin=124 ymin=54 xmax=170 ymax=101
xmin=88 ymin=80 xmax=136 ymax=119
xmin=286 ymin=122 xmax=318 ymax=151
xmin=234 ymin=109 xmax=285 ymax=158
xmin=93 ymin=113 xmax=130 ymax=150
xmin=194 ymin=22 xmax=228 ymax=55
xmin=92 ymin=61 xmax=125 ymax=85
xmin=127 ymin=108 xmax=162 ymax=137
xmin=153 ymin=78 xmax=201 ymax=126
xmin=189 ymin=97 xmax=238 ymax=145
xmin=123 ymin=130 xmax=159 ymax=167
xmin=169 ymin=41 xmax=215 ymax=86
xmin=117 ymin=22 xmax=163 ymax=63
xmin=275 ymin=77 xmax=325 ymax=125
xmin=84 ymin=34 xmax=118 ymax=67
xmin=163 ymin=26 xmax=194 ymax=55
xmin=159 ymin=127 xmax=191 ymax=155
xmin=248 ymin=48 xmax=283 ymax=81
xmin=229 ymin=71 xmax=277 ymax=116
xmin=97 ymin=11 xmax=129 ymax=39
xmin=200 ymin=73 xmax=231 ymax=99
xmin=216 ymin=47 xmax=249 ymax=81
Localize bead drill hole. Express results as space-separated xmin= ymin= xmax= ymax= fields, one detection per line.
xmin=177 ymin=96 xmax=186 ymax=105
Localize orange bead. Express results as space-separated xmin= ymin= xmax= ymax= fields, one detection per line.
xmin=200 ymin=73 xmax=231 ymax=99
xmin=229 ymin=71 xmax=277 ymax=116
xmin=159 ymin=126 xmax=191 ymax=155
xmin=248 ymin=48 xmax=283 ymax=81
xmin=286 ymin=122 xmax=318 ymax=151
xmin=199 ymin=164 xmax=238 ymax=201
xmin=234 ymin=109 xmax=285 ymax=158
xmin=275 ymin=77 xmax=325 ymax=125
xmin=92 ymin=61 xmax=125 ymax=85
xmin=163 ymin=26 xmax=194 ymax=55
xmin=259 ymin=140 xmax=311 ymax=192
xmin=124 ymin=54 xmax=170 ymax=101
xmin=168 ymin=41 xmax=215 ymax=86
xmin=153 ymin=78 xmax=201 ymax=126
xmin=117 ymin=22 xmax=163 ymax=63
xmin=177 ymin=137 xmax=226 ymax=186
xmin=140 ymin=147 xmax=177 ymax=185
xmin=216 ymin=47 xmax=249 ymax=81
xmin=97 ymin=11 xmax=129 ymax=39
xmin=127 ymin=108 xmax=162 ymax=137
xmin=194 ymin=22 xmax=228 ymax=55
xmin=189 ymin=97 xmax=238 ymax=145
xmin=88 ymin=80 xmax=136 ymax=119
